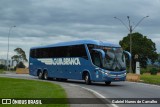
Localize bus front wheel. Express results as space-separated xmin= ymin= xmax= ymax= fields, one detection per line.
xmin=105 ymin=81 xmax=111 ymax=85
xmin=85 ymin=73 xmax=91 ymax=85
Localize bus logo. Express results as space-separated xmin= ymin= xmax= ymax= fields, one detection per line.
xmin=38 ymin=58 xmax=81 ymax=65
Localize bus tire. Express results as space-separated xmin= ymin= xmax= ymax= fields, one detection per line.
xmin=38 ymin=71 xmax=43 ymax=79
xmin=105 ymin=81 xmax=111 ymax=85
xmin=85 ymin=73 xmax=91 ymax=85
xmin=44 ymin=71 xmax=48 ymax=80
xmin=61 ymin=78 xmax=67 ymax=81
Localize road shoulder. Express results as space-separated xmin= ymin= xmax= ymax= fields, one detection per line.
xmin=0 ymin=74 xmax=108 ymax=107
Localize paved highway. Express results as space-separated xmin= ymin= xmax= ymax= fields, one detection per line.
xmin=63 ymin=79 xmax=160 ymax=107
xmin=0 ymin=73 xmax=160 ymax=107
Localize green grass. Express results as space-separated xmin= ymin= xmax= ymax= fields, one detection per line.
xmin=140 ymin=66 xmax=160 ymax=74
xmin=0 ymin=69 xmax=5 ymax=74
xmin=140 ymin=74 xmax=160 ymax=85
xmin=0 ymin=77 xmax=69 ymax=107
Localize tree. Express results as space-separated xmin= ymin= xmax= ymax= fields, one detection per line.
xmin=11 ymin=48 xmax=28 ymax=68
xmin=11 ymin=55 xmax=19 ymax=64
xmin=16 ymin=61 xmax=25 ymax=68
xmin=11 ymin=48 xmax=28 ymax=63
xmin=119 ymin=32 xmax=158 ymax=70
xmin=157 ymin=53 xmax=160 ymax=67
xmin=0 ymin=64 xmax=5 ymax=69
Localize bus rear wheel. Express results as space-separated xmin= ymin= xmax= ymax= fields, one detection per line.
xmin=85 ymin=73 xmax=91 ymax=85
xmin=105 ymin=81 xmax=111 ymax=85
xmin=38 ymin=71 xmax=43 ymax=79
xmin=44 ymin=71 xmax=48 ymax=80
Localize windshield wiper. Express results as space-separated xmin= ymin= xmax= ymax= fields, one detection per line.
xmin=110 ymin=52 xmax=125 ymax=71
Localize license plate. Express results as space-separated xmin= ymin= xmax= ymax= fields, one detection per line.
xmin=115 ymin=78 xmax=119 ymax=80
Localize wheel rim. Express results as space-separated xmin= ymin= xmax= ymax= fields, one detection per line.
xmin=39 ymin=72 xmax=42 ymax=77
xmin=85 ymin=75 xmax=88 ymax=82
xmin=44 ymin=73 xmax=47 ymax=79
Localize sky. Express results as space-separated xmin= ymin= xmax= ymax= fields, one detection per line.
xmin=0 ymin=0 xmax=160 ymax=60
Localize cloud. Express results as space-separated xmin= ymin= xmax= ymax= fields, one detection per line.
xmin=0 ymin=0 xmax=160 ymax=60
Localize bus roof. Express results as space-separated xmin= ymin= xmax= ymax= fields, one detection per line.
xmin=31 ymin=40 xmax=121 ymax=49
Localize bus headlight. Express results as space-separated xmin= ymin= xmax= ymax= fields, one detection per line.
xmin=105 ymin=72 xmax=108 ymax=75
xmin=105 ymin=72 xmax=109 ymax=75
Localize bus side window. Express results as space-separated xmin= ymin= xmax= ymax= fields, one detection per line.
xmin=69 ymin=45 xmax=88 ymax=59
xmin=30 ymin=49 xmax=36 ymax=58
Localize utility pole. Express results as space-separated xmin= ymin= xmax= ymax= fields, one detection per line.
xmin=114 ymin=16 xmax=149 ymax=73
xmin=6 ymin=25 xmax=16 ymax=71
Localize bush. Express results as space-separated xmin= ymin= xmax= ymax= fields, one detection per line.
xmin=140 ymin=68 xmax=150 ymax=74
xmin=150 ymin=68 xmax=158 ymax=75
xmin=16 ymin=62 xmax=25 ymax=68
xmin=0 ymin=64 xmax=5 ymax=69
xmin=140 ymin=69 xmax=146 ymax=74
xmin=10 ymin=67 xmax=16 ymax=71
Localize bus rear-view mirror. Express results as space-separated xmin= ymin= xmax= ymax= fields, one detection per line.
xmin=123 ymin=51 xmax=131 ymax=61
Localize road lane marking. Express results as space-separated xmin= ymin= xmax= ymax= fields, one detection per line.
xmin=126 ymin=81 xmax=160 ymax=88
xmin=80 ymin=86 xmax=119 ymax=107
xmin=67 ymin=83 xmax=118 ymax=107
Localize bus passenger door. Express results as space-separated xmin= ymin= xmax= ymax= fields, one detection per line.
xmin=91 ymin=50 xmax=103 ymax=81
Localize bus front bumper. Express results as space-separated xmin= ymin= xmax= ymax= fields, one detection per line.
xmin=102 ymin=73 xmax=126 ymax=82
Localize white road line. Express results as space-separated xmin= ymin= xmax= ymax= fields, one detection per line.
xmin=80 ymin=86 xmax=119 ymax=107
xmin=68 ymin=83 xmax=118 ymax=107
xmin=81 ymin=86 xmax=106 ymax=98
xmin=126 ymin=81 xmax=160 ymax=88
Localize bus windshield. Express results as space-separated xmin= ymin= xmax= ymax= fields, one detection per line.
xmin=88 ymin=44 xmax=126 ymax=71
xmin=103 ymin=47 xmax=126 ymax=71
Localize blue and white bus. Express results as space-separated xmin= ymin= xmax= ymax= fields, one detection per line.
xmin=29 ymin=40 xmax=130 ymax=85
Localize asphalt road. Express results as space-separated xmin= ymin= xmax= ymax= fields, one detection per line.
xmin=0 ymin=73 xmax=160 ymax=107
xmin=49 ymin=79 xmax=160 ymax=107
xmin=67 ymin=80 xmax=160 ymax=107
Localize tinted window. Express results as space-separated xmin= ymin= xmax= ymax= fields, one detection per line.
xmin=69 ymin=45 xmax=87 ymax=58
xmin=30 ymin=45 xmax=88 ymax=59
xmin=30 ymin=49 xmax=35 ymax=58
